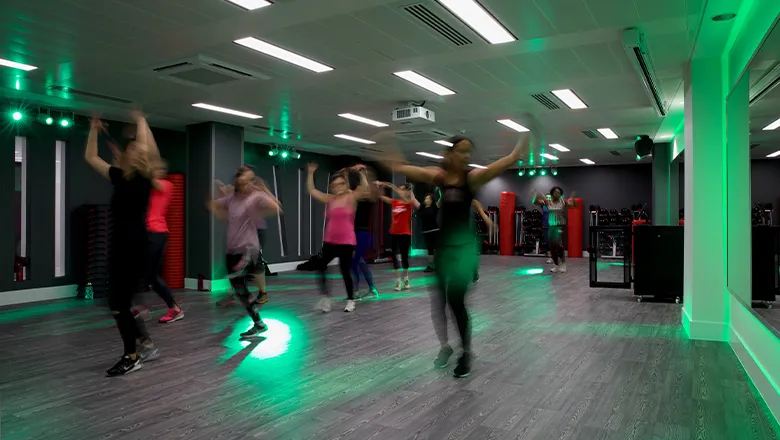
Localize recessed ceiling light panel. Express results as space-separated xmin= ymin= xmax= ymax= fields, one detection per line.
xmin=416 ymin=152 xmax=444 ymax=159
xmin=597 ymin=128 xmax=619 ymax=139
xmin=338 ymin=113 xmax=388 ymax=127
xmin=437 ymin=0 xmax=515 ymax=44
xmin=540 ymin=153 xmax=559 ymax=161
xmin=0 ymin=58 xmax=37 ymax=71
xmin=225 ymin=0 xmax=272 ymax=10
xmin=549 ymin=143 xmax=570 ymax=152
xmin=767 ymin=150 xmax=780 ymax=158
xmin=192 ymin=103 xmax=262 ymax=119
xmin=580 ymin=158 xmax=595 ymax=165
xmin=393 ymin=71 xmax=456 ymax=96
xmin=496 ymin=119 xmax=530 ymax=132
xmin=234 ymin=37 xmax=333 ymax=73
xmin=434 ymin=140 xmax=454 ymax=147
xmin=334 ymin=134 xmax=375 ymax=145
xmin=469 ymin=163 xmax=487 ymax=169
xmin=551 ymin=89 xmax=588 ymax=109
xmin=763 ymin=117 xmax=780 ymax=131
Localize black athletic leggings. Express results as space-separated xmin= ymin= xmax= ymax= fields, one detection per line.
xmin=226 ymin=253 xmax=262 ymax=325
xmin=318 ymin=242 xmax=355 ymax=300
xmin=391 ymin=234 xmax=411 ymax=270
xmin=109 ymin=240 xmax=147 ymax=355
xmin=549 ymin=226 xmax=565 ymax=265
xmin=146 ymin=232 xmax=175 ymax=308
xmin=432 ymin=244 xmax=476 ymax=352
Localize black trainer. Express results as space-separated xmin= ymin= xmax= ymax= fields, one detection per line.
xmin=433 ymin=346 xmax=454 ymax=368
xmin=106 ymin=355 xmax=142 ymax=377
xmin=424 ymin=266 xmax=435 ymax=273
xmin=240 ymin=322 xmax=268 ymax=339
xmin=453 ymin=353 xmax=471 ymax=378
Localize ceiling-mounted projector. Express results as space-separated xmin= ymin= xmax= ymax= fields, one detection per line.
xmin=392 ymin=105 xmax=435 ymax=126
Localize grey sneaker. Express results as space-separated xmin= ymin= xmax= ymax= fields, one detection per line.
xmin=138 ymin=343 xmax=160 ymax=362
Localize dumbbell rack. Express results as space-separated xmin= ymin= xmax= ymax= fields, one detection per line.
xmin=590 ymin=209 xmax=623 ymax=259
xmin=521 ymin=209 xmax=545 ymax=256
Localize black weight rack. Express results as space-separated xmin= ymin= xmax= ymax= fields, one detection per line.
xmin=73 ymin=204 xmax=113 ymax=298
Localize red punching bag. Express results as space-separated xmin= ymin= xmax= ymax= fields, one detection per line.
xmin=499 ymin=192 xmax=516 ymax=256
xmin=567 ymin=198 xmax=583 ymax=258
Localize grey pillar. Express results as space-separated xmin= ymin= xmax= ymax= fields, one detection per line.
xmin=185 ymin=122 xmax=244 ymax=284
xmin=652 ymin=142 xmax=672 ymax=225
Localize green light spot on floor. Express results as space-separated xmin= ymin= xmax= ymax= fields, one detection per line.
xmin=516 ymin=267 xmax=545 ymax=276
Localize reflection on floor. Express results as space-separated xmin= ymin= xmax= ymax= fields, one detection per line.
xmin=1 ymin=257 xmax=778 ymax=439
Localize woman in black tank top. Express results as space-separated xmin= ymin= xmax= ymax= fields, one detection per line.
xmin=379 ymin=133 xmax=529 ymax=378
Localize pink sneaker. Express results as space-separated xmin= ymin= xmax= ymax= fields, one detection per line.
xmin=159 ymin=308 xmax=184 ymax=323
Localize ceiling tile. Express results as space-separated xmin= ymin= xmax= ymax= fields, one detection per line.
xmin=483 ymin=0 xmax=558 ymax=40
xmin=474 ymin=58 xmax=535 ymax=88
xmin=536 ymin=49 xmax=592 ymax=79
xmin=505 ymin=52 xmax=564 ymax=84
xmin=354 ymin=5 xmax=458 ymax=56
xmin=532 ymin=0 xmax=600 ymax=34
xmin=580 ymin=0 xmax=640 ymax=28
xmin=634 ymin=0 xmax=686 ymax=22
xmin=574 ymin=43 xmax=626 ymax=77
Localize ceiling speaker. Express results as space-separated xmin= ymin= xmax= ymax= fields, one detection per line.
xmin=635 ymin=135 xmax=653 ymax=158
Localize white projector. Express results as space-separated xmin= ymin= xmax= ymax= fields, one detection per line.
xmin=392 ymin=106 xmax=435 ymax=125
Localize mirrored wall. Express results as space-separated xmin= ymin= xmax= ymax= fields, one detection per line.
xmin=14 ymin=136 xmax=28 ymax=281
xmin=744 ymin=22 xmax=780 ymax=333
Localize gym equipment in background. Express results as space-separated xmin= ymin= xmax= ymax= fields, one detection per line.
xmin=589 ymin=204 xmax=649 ymax=259
xmin=633 ymin=225 xmax=683 ymax=303
xmin=521 ymin=209 xmax=545 ymax=256
xmin=752 ymin=202 xmax=773 ymax=226
xmin=162 ymin=174 xmax=185 ymax=289
xmin=752 ymin=226 xmax=779 ymax=307
xmin=477 ymin=206 xmax=500 ymax=254
xmin=73 ymin=204 xmax=112 ymax=298
xmin=499 ymin=192 xmax=516 ymax=256
xmin=513 ymin=206 xmax=526 ymax=255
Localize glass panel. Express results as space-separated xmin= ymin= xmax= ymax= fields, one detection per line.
xmin=55 ymin=140 xmax=66 ymax=277
xmin=14 ymin=136 xmax=28 ymax=281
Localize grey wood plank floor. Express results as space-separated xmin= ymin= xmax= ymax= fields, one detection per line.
xmin=1 ymin=257 xmax=778 ymax=440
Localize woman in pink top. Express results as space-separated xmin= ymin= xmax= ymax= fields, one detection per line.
xmin=307 ymin=162 xmax=370 ymax=313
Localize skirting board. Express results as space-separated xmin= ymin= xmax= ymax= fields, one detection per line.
xmin=731 ymin=326 xmax=780 ymax=425
xmin=184 ymin=259 xmax=339 ymax=291
xmin=682 ymin=307 xmax=728 ymax=341
xmin=0 ymin=284 xmax=78 ymax=307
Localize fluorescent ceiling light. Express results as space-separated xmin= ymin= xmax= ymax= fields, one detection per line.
xmin=496 ymin=119 xmax=530 ymax=132
xmin=540 ymin=153 xmax=559 ymax=161
xmin=393 ymin=71 xmax=456 ymax=96
xmin=334 ymin=134 xmax=375 ymax=145
xmin=225 ymin=0 xmax=272 ymax=10
xmin=549 ymin=143 xmax=570 ymax=152
xmin=192 ymin=103 xmax=262 ymax=119
xmin=597 ymin=128 xmax=619 ymax=139
xmin=435 ymin=140 xmax=454 ymax=147
xmin=551 ymin=89 xmax=588 ymax=109
xmin=416 ymin=152 xmax=444 ymax=159
xmin=767 ymin=150 xmax=780 ymax=158
xmin=580 ymin=158 xmax=595 ymax=165
xmin=338 ymin=113 xmax=388 ymax=127
xmin=234 ymin=37 xmax=333 ymax=73
xmin=763 ymin=117 xmax=780 ymax=131
xmin=469 ymin=164 xmax=487 ymax=169
xmin=437 ymin=0 xmax=515 ymax=44
xmin=0 ymin=58 xmax=37 ymax=71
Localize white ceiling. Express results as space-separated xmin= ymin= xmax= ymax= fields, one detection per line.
xmin=2 ymin=0 xmax=762 ymax=167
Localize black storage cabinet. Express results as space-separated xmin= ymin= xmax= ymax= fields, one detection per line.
xmin=752 ymin=226 xmax=779 ymax=303
xmin=633 ymin=225 xmax=684 ymax=301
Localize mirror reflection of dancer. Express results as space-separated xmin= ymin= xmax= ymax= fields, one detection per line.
xmin=307 ymin=163 xmax=370 ymax=313
xmin=418 ymin=190 xmax=441 ymax=273
xmin=85 ymin=113 xmax=163 ymax=376
xmin=380 ymin=133 xmax=529 ymax=377
xmin=208 ymin=165 xmax=281 ymax=339
xmin=533 ymin=187 xmax=576 ymax=273
xmin=472 ymin=200 xmax=493 ymax=283
xmin=351 ymin=165 xmax=380 ymax=300
xmin=254 ymin=178 xmax=279 ymax=277
xmin=377 ymin=182 xmax=420 ymax=291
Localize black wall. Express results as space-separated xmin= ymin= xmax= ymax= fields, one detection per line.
xmin=465 ymin=164 xmax=654 ymax=250
xmin=0 ymin=118 xmax=186 ymax=294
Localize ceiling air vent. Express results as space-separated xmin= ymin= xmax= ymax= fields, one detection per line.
xmin=46 ymin=85 xmax=132 ymax=104
xmin=394 ymin=128 xmax=451 ymax=141
xmin=145 ymin=55 xmax=271 ymax=88
xmin=402 ymin=3 xmax=472 ymax=46
xmin=532 ymin=93 xmax=560 ymax=110
xmin=609 ymin=150 xmax=621 ymax=156
xmin=358 ymin=146 xmax=383 ymax=154
xmin=750 ymin=143 xmax=760 ymax=150
xmin=582 ymin=130 xmax=599 ymax=139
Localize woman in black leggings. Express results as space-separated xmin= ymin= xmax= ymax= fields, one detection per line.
xmin=380 ymin=134 xmax=529 ymax=377
xmin=533 ymin=187 xmax=576 ymax=273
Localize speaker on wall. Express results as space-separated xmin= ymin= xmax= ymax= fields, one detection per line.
xmin=635 ymin=135 xmax=654 ymax=159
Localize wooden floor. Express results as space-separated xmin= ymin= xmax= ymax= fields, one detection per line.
xmin=1 ymin=257 xmax=778 ymax=440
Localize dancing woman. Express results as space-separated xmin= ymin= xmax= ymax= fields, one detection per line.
xmin=351 ymin=165 xmax=380 ymax=299
xmin=380 ymin=134 xmax=529 ymax=377
xmin=208 ymin=165 xmax=281 ymax=338
xmin=533 ymin=187 xmax=576 ymax=273
xmin=307 ymin=163 xmax=370 ymax=312
xmin=85 ymin=113 xmax=162 ymax=376
xmin=377 ymin=182 xmax=419 ymax=290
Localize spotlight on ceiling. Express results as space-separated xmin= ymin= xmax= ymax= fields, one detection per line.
xmin=551 ymin=167 xmax=558 ymax=176
xmin=540 ymin=168 xmax=547 ymax=176
xmin=529 ymin=168 xmax=537 ymax=176
xmin=518 ymin=168 xmax=525 ymax=177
